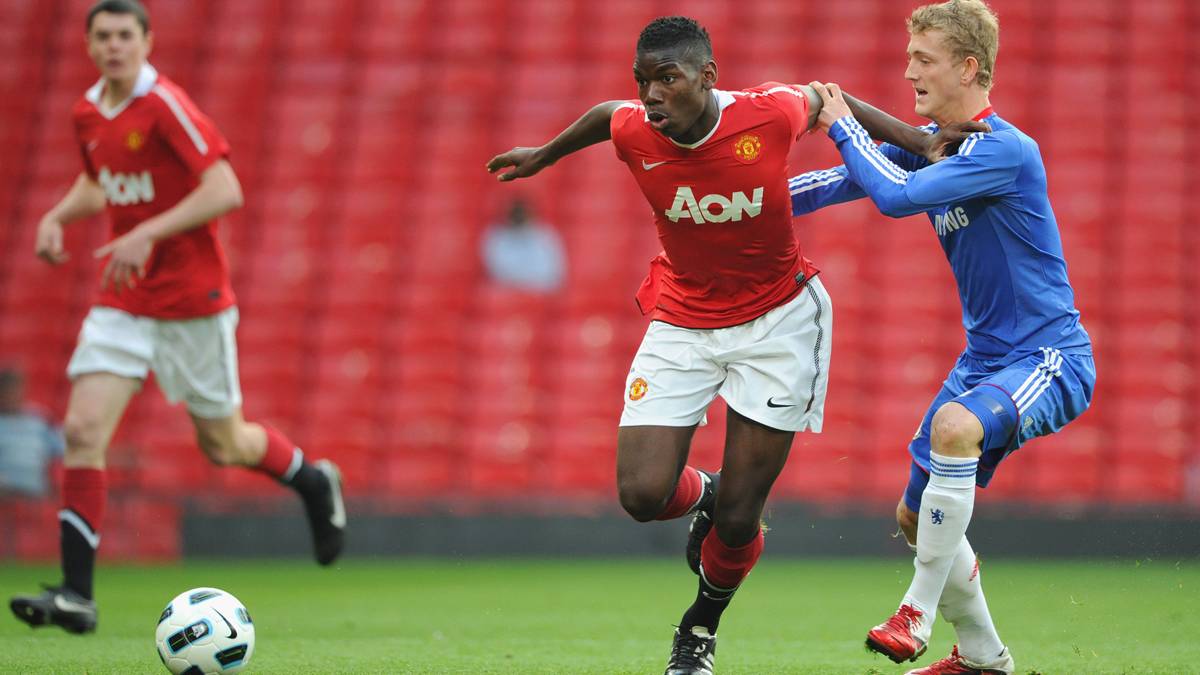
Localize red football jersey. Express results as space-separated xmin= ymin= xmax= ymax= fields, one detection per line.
xmin=611 ymin=82 xmax=819 ymax=329
xmin=73 ymin=63 xmax=234 ymax=319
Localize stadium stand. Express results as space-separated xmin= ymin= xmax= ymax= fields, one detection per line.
xmin=0 ymin=0 xmax=1196 ymax=559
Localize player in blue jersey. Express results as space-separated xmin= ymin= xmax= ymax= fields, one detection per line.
xmin=790 ymin=2 xmax=1095 ymax=674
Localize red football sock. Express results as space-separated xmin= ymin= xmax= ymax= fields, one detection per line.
xmin=61 ymin=468 xmax=107 ymax=599
xmin=255 ymin=424 xmax=300 ymax=480
xmin=699 ymin=526 xmax=764 ymax=590
xmin=654 ymin=466 xmax=703 ymax=521
xmin=63 ymin=468 xmax=106 ymax=533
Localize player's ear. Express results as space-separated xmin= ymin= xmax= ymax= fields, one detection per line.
xmin=959 ymin=55 xmax=979 ymax=87
xmin=701 ymin=60 xmax=717 ymax=90
xmin=145 ymin=30 xmax=154 ymax=56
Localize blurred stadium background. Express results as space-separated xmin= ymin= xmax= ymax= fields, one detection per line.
xmin=0 ymin=0 xmax=1196 ymax=563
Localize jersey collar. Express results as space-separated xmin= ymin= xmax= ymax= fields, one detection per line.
xmin=972 ymin=105 xmax=995 ymax=121
xmin=86 ymin=62 xmax=159 ymax=120
xmin=666 ymin=89 xmax=735 ymax=150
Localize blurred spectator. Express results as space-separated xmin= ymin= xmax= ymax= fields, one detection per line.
xmin=0 ymin=367 xmax=65 ymax=498
xmin=482 ymin=198 xmax=566 ymax=292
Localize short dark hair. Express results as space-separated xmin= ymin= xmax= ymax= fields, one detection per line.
xmin=636 ymin=16 xmax=713 ymax=67
xmin=86 ymin=0 xmax=150 ymax=34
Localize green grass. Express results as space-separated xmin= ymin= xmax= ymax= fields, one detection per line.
xmin=1 ymin=558 xmax=1197 ymax=674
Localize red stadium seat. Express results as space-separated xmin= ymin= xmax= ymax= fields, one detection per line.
xmin=0 ymin=0 xmax=1192 ymax=527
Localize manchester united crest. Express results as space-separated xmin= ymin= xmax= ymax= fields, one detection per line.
xmin=628 ymin=377 xmax=648 ymax=402
xmin=732 ymin=133 xmax=762 ymax=164
xmin=125 ymin=130 xmax=145 ymax=152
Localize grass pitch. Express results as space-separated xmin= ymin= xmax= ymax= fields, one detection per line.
xmin=1 ymin=557 xmax=1196 ymax=674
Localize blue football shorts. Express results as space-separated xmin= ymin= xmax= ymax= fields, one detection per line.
xmin=903 ymin=346 xmax=1095 ymax=512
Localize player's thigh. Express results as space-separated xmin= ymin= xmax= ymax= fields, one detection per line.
xmin=153 ymin=307 xmax=244 ymax=420
xmin=189 ymin=407 xmax=251 ymax=458
xmin=619 ymin=320 xmax=725 ymax=428
xmin=947 ymin=348 xmax=1094 ymax=485
xmin=981 ymin=348 xmax=1095 ymax=458
xmin=63 ymin=307 xmax=154 ymax=458
xmin=718 ymin=407 xmax=794 ymax=512
xmin=616 ymin=424 xmax=698 ymax=492
xmin=719 ymin=277 xmax=832 ymax=433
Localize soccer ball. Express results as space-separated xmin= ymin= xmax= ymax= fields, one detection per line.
xmin=154 ymin=587 xmax=256 ymax=675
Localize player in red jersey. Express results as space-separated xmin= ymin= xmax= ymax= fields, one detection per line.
xmin=489 ymin=16 xmax=972 ymax=674
xmin=10 ymin=0 xmax=345 ymax=635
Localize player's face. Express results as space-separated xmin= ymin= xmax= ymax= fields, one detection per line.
xmin=904 ymin=30 xmax=965 ymax=122
xmin=86 ymin=12 xmax=152 ymax=84
xmin=633 ymin=49 xmax=717 ymax=142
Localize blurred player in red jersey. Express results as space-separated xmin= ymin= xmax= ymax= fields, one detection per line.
xmin=489 ymin=16 xmax=974 ymax=674
xmin=9 ymin=0 xmax=345 ymax=635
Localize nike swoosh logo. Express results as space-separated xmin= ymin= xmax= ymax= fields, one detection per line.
xmin=319 ymin=460 xmax=347 ymax=529
xmin=86 ymin=140 xmax=100 ymax=152
xmin=642 ymin=160 xmax=667 ymax=170
xmin=214 ymin=609 xmax=238 ymax=639
xmin=53 ymin=595 xmax=92 ymax=614
xmin=766 ymin=397 xmax=794 ymax=408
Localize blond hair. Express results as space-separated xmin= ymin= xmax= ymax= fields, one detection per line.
xmin=908 ymin=0 xmax=999 ymax=90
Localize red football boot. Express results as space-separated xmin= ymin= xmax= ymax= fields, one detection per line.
xmin=866 ymin=603 xmax=930 ymax=663
xmin=906 ymin=645 xmax=1014 ymax=675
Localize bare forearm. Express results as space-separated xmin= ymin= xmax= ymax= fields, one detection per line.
xmin=136 ymin=161 xmax=243 ymax=243
xmin=534 ymin=101 xmax=622 ymax=165
xmin=843 ymin=93 xmax=930 ymax=157
xmin=46 ymin=173 xmax=106 ymax=225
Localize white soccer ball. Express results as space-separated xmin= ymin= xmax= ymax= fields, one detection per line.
xmin=154 ymin=587 xmax=256 ymax=675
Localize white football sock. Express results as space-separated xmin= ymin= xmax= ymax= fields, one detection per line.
xmin=940 ymin=536 xmax=1005 ymax=663
xmin=903 ymin=452 xmax=977 ymax=622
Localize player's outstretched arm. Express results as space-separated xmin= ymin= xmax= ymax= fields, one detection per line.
xmin=487 ymin=101 xmax=623 ymax=182
xmin=790 ymin=167 xmax=867 ymax=217
xmin=840 ymin=92 xmax=989 ymax=163
xmin=35 ymin=172 xmax=106 ymax=265
xmin=94 ymin=160 xmax=243 ymax=292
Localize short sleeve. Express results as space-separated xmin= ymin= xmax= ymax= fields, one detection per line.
xmin=760 ymin=83 xmax=810 ymax=140
xmin=151 ymin=84 xmax=230 ymax=176
xmin=77 ymin=142 xmax=98 ymax=179
xmin=610 ymin=101 xmax=642 ymax=163
xmin=72 ymin=110 xmax=98 ymax=179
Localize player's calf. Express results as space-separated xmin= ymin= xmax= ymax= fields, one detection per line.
xmin=686 ymin=470 xmax=719 ymax=575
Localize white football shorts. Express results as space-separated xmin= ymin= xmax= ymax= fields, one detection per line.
xmin=67 ymin=306 xmax=243 ymax=419
xmin=620 ymin=277 xmax=832 ymax=432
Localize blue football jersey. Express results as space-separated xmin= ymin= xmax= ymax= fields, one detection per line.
xmin=790 ymin=111 xmax=1091 ymax=361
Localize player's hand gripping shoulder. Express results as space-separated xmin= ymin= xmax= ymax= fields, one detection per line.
xmin=922 ymin=121 xmax=991 ymax=162
xmin=487 ymin=101 xmax=623 ymax=182
xmin=809 ymin=82 xmax=852 ymax=134
xmin=809 ymin=82 xmax=989 ymax=163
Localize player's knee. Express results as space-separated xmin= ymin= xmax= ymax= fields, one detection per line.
xmin=930 ymin=405 xmax=982 ymax=457
xmin=62 ymin=414 xmax=105 ymax=457
xmin=195 ymin=428 xmax=239 ymax=466
xmin=714 ymin=506 xmax=762 ymax=546
xmin=617 ymin=477 xmax=670 ymax=522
